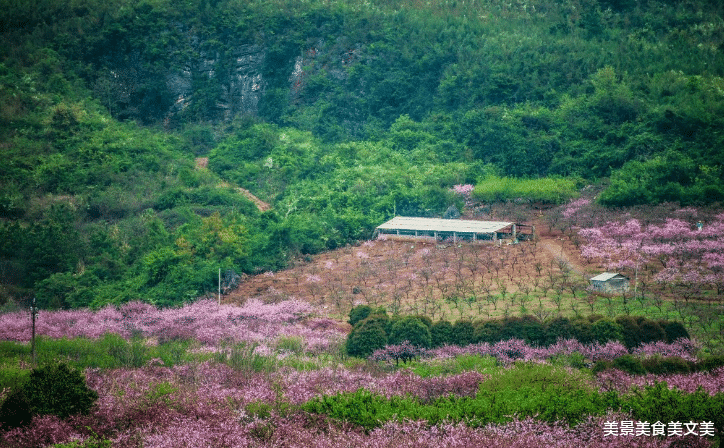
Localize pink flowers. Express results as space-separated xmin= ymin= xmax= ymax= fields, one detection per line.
xmin=594 ymin=367 xmax=724 ymax=396
xmin=0 ymin=299 xmax=343 ymax=350
xmin=452 ymin=184 xmax=475 ymax=198
xmin=562 ymin=198 xmax=591 ymax=219
xmin=577 ymin=213 xmax=724 ymax=295
xmin=632 ymin=339 xmax=700 ymax=362
xmin=397 ymin=338 xmax=691 ymax=366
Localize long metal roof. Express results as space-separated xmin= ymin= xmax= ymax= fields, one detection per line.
xmin=376 ymin=217 xmax=514 ymax=234
xmin=590 ymin=272 xmax=628 ymax=282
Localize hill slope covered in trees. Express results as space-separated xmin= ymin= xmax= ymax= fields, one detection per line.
xmin=1 ymin=0 xmax=723 ymax=308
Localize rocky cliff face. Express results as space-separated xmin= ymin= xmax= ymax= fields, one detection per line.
xmin=92 ymin=25 xmax=362 ymax=128
xmin=95 ymin=37 xmax=268 ymax=125
xmin=163 ymin=43 xmax=266 ymax=122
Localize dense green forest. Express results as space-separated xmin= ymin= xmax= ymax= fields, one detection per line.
xmin=1 ymin=0 xmax=723 ymax=309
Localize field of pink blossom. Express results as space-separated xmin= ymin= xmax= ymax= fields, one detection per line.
xmin=1 ymin=360 xmax=717 ymax=448
xmin=0 ymin=299 xmax=346 ymax=354
xmin=1 ymin=301 xmax=722 ymax=447
xmin=374 ymin=337 xmax=699 ymax=365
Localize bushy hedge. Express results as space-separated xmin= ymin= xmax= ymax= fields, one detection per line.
xmin=590 ymin=318 xmax=625 ymax=345
xmin=430 ymin=320 xmax=455 ymax=347
xmin=624 ymin=382 xmax=724 ymax=440
xmin=452 ymin=320 xmax=476 ymax=346
xmin=345 ymin=307 xmax=687 ymax=358
xmin=388 ymin=316 xmax=432 ymax=348
xmin=466 ymin=315 xmax=680 ymax=349
xmin=345 ymin=314 xmax=390 ymax=358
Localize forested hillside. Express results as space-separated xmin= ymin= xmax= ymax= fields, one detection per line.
xmin=1 ymin=0 xmax=723 ymax=309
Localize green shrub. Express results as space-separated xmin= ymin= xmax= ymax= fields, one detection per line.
xmin=544 ymin=317 xmax=574 ymax=345
xmin=697 ymin=355 xmax=724 ymax=372
xmin=0 ymin=340 xmax=30 ymax=360
xmin=452 ymin=320 xmax=476 ymax=346
xmin=0 ymin=388 xmax=32 ymax=429
xmin=245 ymin=400 xmax=273 ymax=420
xmin=0 ymin=364 xmax=30 ymax=391
xmin=612 ymin=355 xmax=646 ymax=375
xmin=641 ymin=356 xmax=692 ymax=375
xmin=570 ymin=319 xmax=594 ymax=344
xmin=22 ymin=362 xmax=98 ymax=419
xmin=592 ymin=360 xmax=613 ymax=374
xmin=549 ymin=352 xmax=588 ymax=369
xmin=346 ymin=316 xmax=389 ymax=358
xmin=591 ymin=318 xmax=625 ymax=344
xmin=501 ymin=316 xmax=545 ymax=346
xmin=157 ymin=339 xmax=191 ymax=366
xmin=615 ymin=316 xmax=642 ymax=349
xmin=431 ymin=320 xmax=454 ymax=347
xmin=623 ymin=382 xmax=724 ymax=442
xmin=474 ymin=320 xmax=502 ymax=344
xmin=348 ymin=305 xmax=373 ymax=326
xmin=638 ymin=320 xmax=666 ymax=344
xmin=388 ymin=316 xmax=431 ymax=348
xmin=385 ymin=315 xmax=401 ymax=336
xmin=658 ymin=320 xmax=690 ymax=343
xmin=413 ymin=314 xmax=433 ymax=329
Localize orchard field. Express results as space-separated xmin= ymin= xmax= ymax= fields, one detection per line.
xmin=3 ymin=0 xmax=724 ymax=445
xmin=230 ymin=197 xmax=724 ymax=353
xmin=2 ymin=199 xmax=724 ymax=447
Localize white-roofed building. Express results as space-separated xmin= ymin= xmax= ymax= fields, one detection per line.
xmin=374 ymin=216 xmax=524 ymax=243
xmin=590 ymin=272 xmax=630 ymax=294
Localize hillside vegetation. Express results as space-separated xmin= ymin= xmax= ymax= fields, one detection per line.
xmin=1 ymin=0 xmax=724 ymax=308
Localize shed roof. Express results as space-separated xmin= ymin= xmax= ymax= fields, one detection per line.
xmin=376 ymin=217 xmax=514 ymax=234
xmin=590 ymin=272 xmax=628 ymax=282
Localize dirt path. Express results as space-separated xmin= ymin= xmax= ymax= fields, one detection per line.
xmin=532 ymin=217 xmax=591 ymax=280
xmin=195 ymin=157 xmax=271 ymax=212
xmin=235 ymin=186 xmax=271 ymax=212
xmin=539 ymin=239 xmax=586 ymax=277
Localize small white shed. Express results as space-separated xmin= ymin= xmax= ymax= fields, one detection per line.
xmin=590 ymin=272 xmax=630 ymax=294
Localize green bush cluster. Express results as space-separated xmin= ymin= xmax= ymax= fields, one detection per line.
xmin=0 ymin=362 xmax=98 ymax=429
xmin=388 ymin=316 xmax=432 ymax=348
xmin=345 ymin=308 xmax=687 ymax=358
xmin=471 ymin=175 xmax=581 ymax=204
xmin=345 ymin=313 xmax=391 ymax=358
xmin=345 ymin=306 xmax=433 ymax=357
xmin=594 ymin=354 xmax=724 ymax=376
xmin=624 ymin=382 xmax=724 ymax=440
xmin=303 ymin=363 xmax=724 ymax=439
xmin=448 ymin=315 xmax=681 ymax=348
xmin=302 ymin=363 xmax=615 ymax=431
xmin=697 ymin=355 xmax=724 ymax=372
xmin=614 ymin=316 xmax=687 ymax=349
